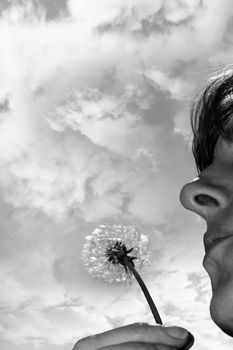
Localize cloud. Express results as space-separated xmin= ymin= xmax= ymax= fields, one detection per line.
xmin=2 ymin=0 xmax=233 ymax=349
xmin=67 ymin=0 xmax=163 ymax=28
xmin=163 ymin=0 xmax=201 ymax=23
xmin=144 ymin=68 xmax=192 ymax=99
xmin=1 ymin=0 xmax=233 ymax=222
xmin=47 ymin=87 xmax=152 ymax=155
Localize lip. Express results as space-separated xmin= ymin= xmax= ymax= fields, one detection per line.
xmin=203 ymin=235 xmax=233 ymax=263
xmin=203 ymin=230 xmax=232 ymax=253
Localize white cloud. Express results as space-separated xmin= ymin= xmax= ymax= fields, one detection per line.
xmin=1 ymin=0 xmax=233 ymax=222
xmin=163 ymin=0 xmax=201 ymax=23
xmin=67 ymin=0 xmax=163 ymax=28
xmin=144 ymin=69 xmax=192 ymax=99
xmin=2 ymin=0 xmax=233 ymax=348
xmin=47 ymin=87 xmax=145 ymax=155
xmin=173 ymin=107 xmax=192 ymax=141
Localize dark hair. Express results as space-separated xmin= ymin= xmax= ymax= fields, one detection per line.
xmin=191 ymin=66 xmax=233 ymax=173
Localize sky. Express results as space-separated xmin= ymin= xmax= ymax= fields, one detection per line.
xmin=1 ymin=0 xmax=233 ymax=349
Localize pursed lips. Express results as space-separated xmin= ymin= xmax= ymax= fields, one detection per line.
xmin=203 ymin=231 xmax=232 ymax=254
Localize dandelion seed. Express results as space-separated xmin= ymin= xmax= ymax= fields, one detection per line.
xmin=81 ymin=224 xmax=163 ymax=325
xmin=81 ymin=224 xmax=151 ymax=284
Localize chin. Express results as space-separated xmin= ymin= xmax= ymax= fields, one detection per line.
xmin=210 ymin=286 xmax=233 ymax=337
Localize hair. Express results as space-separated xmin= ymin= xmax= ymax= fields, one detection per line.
xmin=191 ymin=66 xmax=233 ymax=173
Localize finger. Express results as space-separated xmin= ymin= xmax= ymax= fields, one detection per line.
xmin=97 ymin=343 xmax=177 ymax=350
xmin=73 ymin=323 xmax=190 ymax=350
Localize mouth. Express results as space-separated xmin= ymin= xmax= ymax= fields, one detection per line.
xmin=203 ymin=231 xmax=233 ymax=255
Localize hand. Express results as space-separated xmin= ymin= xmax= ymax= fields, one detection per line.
xmin=73 ymin=322 xmax=194 ymax=350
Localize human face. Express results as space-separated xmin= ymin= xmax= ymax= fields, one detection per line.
xmin=180 ymin=136 xmax=233 ymax=337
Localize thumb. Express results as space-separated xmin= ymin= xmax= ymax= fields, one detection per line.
xmin=164 ymin=326 xmax=195 ymax=349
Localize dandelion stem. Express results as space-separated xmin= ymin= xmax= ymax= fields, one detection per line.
xmin=124 ymin=259 xmax=163 ymax=325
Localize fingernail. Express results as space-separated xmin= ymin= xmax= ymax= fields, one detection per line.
xmin=180 ymin=332 xmax=195 ymax=350
xmin=165 ymin=327 xmax=189 ymax=339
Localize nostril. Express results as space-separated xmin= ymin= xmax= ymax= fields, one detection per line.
xmin=194 ymin=194 xmax=219 ymax=207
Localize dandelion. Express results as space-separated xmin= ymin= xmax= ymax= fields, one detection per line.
xmin=81 ymin=224 xmax=163 ymax=325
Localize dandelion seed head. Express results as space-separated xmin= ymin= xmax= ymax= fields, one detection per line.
xmin=81 ymin=224 xmax=152 ymax=284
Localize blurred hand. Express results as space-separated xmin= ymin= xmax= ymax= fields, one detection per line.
xmin=73 ymin=322 xmax=194 ymax=350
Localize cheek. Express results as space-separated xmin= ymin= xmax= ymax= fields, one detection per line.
xmin=219 ymin=241 xmax=233 ymax=278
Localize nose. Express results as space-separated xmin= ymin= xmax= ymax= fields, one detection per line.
xmin=180 ymin=177 xmax=228 ymax=220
